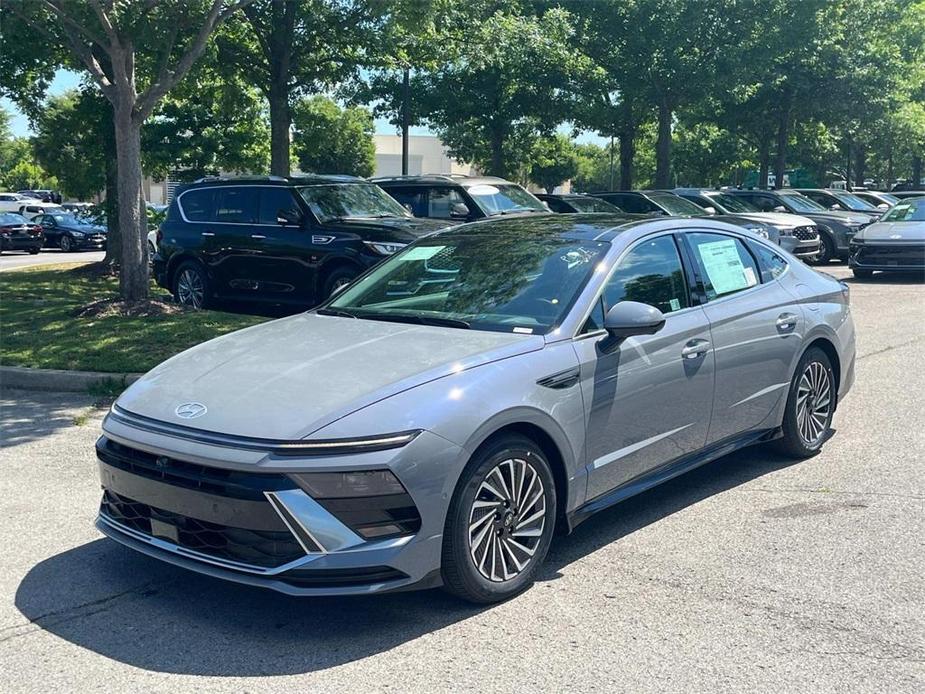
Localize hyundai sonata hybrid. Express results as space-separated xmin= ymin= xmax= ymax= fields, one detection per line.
xmin=96 ymin=214 xmax=855 ymax=603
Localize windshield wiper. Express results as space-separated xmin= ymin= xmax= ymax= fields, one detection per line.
xmin=356 ymin=312 xmax=470 ymax=329
xmin=316 ymin=307 xmax=358 ymax=319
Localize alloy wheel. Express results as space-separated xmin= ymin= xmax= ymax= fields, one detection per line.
xmin=468 ymin=458 xmax=546 ymax=582
xmin=796 ymin=361 xmax=832 ymax=446
xmin=176 ymin=268 xmax=205 ymax=308
xmin=60 ymin=235 xmax=72 ymax=252
xmin=330 ymin=276 xmax=352 ymax=296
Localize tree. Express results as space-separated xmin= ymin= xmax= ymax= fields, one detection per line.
xmin=3 ymin=161 xmax=57 ymax=192
xmin=291 ymin=96 xmax=375 ymax=176
xmin=5 ymin=1 xmax=253 ymax=303
xmin=32 ymin=90 xmax=106 ymax=200
xmin=530 ymin=134 xmax=579 ymax=193
xmin=419 ymin=8 xmax=586 ymax=179
xmin=219 ymin=0 xmax=375 ymax=176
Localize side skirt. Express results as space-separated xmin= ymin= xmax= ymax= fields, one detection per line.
xmin=567 ymin=428 xmax=779 ymax=530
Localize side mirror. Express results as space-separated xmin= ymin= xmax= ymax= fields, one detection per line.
xmin=830 ymin=204 xmax=842 ymax=210
xmin=877 ymin=203 xmax=889 ymax=209
xmin=702 ymin=206 xmax=718 ymax=216
xmin=450 ymin=202 xmax=470 ymax=219
xmin=773 ymin=205 xmax=788 ymax=213
xmin=277 ymin=208 xmax=303 ymax=226
xmin=599 ymin=301 xmax=665 ymax=353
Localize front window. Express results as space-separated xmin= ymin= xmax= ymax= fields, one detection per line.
xmin=648 ymin=193 xmax=706 ymax=216
xmin=707 ymin=193 xmax=759 ymax=214
xmin=298 ymin=183 xmax=410 ymax=223
xmin=51 ymin=214 xmax=95 ymax=227
xmin=831 ymin=191 xmax=877 ymax=211
xmin=567 ymin=197 xmax=622 ymax=213
xmin=779 ymin=193 xmax=826 ymax=213
xmin=686 ymin=232 xmax=760 ymax=300
xmin=881 ymin=198 xmax=925 ymax=222
xmin=325 ymin=227 xmax=608 ymax=334
xmin=464 ymin=183 xmax=547 ymax=216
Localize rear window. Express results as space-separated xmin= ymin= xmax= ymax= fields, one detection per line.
xmin=179 ymin=189 xmax=216 ymax=222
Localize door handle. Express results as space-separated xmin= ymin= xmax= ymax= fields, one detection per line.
xmin=681 ymin=339 xmax=710 ymax=359
xmin=250 ymin=234 xmax=266 ymax=240
xmin=200 ymin=232 xmax=215 ymax=237
xmin=776 ymin=313 xmax=798 ymax=331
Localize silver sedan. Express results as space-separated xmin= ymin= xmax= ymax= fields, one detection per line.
xmin=96 ymin=214 xmax=856 ymax=603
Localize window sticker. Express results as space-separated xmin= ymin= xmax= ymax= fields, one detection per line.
xmin=697 ymin=239 xmax=755 ymax=295
xmin=401 ymin=245 xmax=446 ymax=261
xmin=669 ymin=298 xmax=681 ymax=311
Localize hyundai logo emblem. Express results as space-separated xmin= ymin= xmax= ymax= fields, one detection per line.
xmin=175 ymin=402 xmax=207 ymax=419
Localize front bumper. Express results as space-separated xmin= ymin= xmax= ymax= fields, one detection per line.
xmin=0 ymin=235 xmax=43 ymax=251
xmin=96 ymin=410 xmax=463 ymax=596
xmin=848 ymin=242 xmax=925 ymax=272
xmin=70 ymin=234 xmax=107 ymax=250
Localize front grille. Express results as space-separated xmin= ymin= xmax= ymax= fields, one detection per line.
xmin=792 ymin=226 xmax=819 ymax=241
xmin=98 ymin=438 xmax=292 ymax=501
xmin=101 ymin=490 xmax=305 ymax=568
xmin=854 ymin=244 xmax=925 ymax=267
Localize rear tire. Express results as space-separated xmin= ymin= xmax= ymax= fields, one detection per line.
xmin=172 ymin=261 xmax=211 ymax=309
xmin=852 ymin=269 xmax=873 ymax=279
xmin=441 ymin=434 xmax=557 ymax=604
xmin=28 ymin=248 xmax=40 ymax=255
xmin=774 ymin=347 xmax=835 ymax=459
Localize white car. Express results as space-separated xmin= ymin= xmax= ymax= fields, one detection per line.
xmin=19 ymin=202 xmax=65 ymax=220
xmin=0 ymin=193 xmax=41 ymax=213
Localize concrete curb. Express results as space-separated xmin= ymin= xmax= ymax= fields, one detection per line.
xmin=0 ymin=365 xmax=143 ymax=393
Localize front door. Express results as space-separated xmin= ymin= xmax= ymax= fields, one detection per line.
xmin=573 ymin=233 xmax=715 ymax=500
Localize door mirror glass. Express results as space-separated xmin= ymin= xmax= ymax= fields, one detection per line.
xmin=702 ymin=206 xmax=717 ymax=215
xmin=773 ymin=205 xmax=788 ymax=213
xmin=830 ymin=204 xmax=842 ymax=210
xmin=450 ymin=202 xmax=470 ymax=219
xmin=603 ymin=301 xmax=666 ymax=339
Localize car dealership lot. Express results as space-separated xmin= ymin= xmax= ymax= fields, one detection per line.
xmin=0 ymin=266 xmax=922 ymax=693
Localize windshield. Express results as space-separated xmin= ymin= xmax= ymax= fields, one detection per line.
xmin=881 ymin=198 xmax=925 ymax=222
xmin=0 ymin=213 xmax=27 ymax=224
xmin=707 ymin=193 xmax=758 ymax=213
xmin=568 ymin=197 xmax=622 ymax=213
xmin=298 ymin=183 xmax=411 ymax=223
xmin=52 ymin=214 xmax=95 ymax=227
xmin=325 ymin=227 xmax=608 ymax=334
xmin=649 ymin=193 xmax=706 ymax=216
xmin=465 ymin=184 xmax=547 ymax=216
xmin=779 ymin=193 xmax=826 ymax=213
xmin=831 ymin=191 xmax=878 ymax=211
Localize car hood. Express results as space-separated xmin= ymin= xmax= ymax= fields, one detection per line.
xmin=802 ymin=210 xmax=872 ymax=226
xmin=63 ymin=224 xmax=106 ymax=234
xmin=730 ymin=212 xmax=814 ymax=228
xmin=324 ymin=216 xmax=453 ymax=240
xmin=855 ymin=221 xmax=925 ymax=242
xmin=116 ymin=313 xmax=543 ymax=440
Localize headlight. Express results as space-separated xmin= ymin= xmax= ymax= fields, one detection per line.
xmin=292 ymin=469 xmax=407 ymax=498
xmin=70 ymin=231 xmax=87 ymax=238
xmin=363 ymin=241 xmax=408 ymax=256
xmin=743 ymin=224 xmax=769 ymax=239
xmin=272 ymin=429 xmax=421 ymax=456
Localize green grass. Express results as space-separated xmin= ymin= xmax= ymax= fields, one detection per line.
xmin=1 ymin=264 xmax=266 ymax=373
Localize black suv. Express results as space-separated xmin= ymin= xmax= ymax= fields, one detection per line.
xmin=153 ymin=175 xmax=450 ymax=308
xmin=371 ymin=175 xmax=549 ymax=222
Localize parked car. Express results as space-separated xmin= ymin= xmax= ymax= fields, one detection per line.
xmin=793 ymin=189 xmax=882 ymax=220
xmin=154 ymin=175 xmax=452 ymax=308
xmin=61 ymin=201 xmax=94 ymax=213
xmin=673 ymin=188 xmax=821 ymax=260
xmin=34 ymin=212 xmax=107 ymax=252
xmin=592 ymin=190 xmax=780 ymax=243
xmin=19 ymin=202 xmax=65 ymax=220
xmin=535 ymin=193 xmax=623 ymax=214
xmin=372 ymin=174 xmax=549 ymax=222
xmin=17 ymin=188 xmax=61 ymax=203
xmin=891 ymin=190 xmax=925 ymax=200
xmin=95 ymin=214 xmax=855 ymax=602
xmin=848 ymin=196 xmax=925 ymax=279
xmin=0 ymin=192 xmax=40 ymax=213
xmin=851 ymin=190 xmax=899 ymax=210
xmin=725 ymin=189 xmax=873 ymax=264
xmin=0 ymin=212 xmax=44 ymax=254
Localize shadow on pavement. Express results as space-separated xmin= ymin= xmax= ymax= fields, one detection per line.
xmin=0 ymin=390 xmax=97 ymax=448
xmin=15 ymin=443 xmax=802 ymax=676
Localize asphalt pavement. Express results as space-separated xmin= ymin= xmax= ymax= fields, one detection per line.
xmin=0 ymin=265 xmax=922 ymax=693
xmin=0 ymin=249 xmax=105 ymax=272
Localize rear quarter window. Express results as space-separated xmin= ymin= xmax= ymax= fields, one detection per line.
xmin=179 ymin=188 xmax=216 ymax=222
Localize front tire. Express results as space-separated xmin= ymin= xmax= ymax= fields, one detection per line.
xmin=441 ymin=434 xmax=557 ymax=603
xmin=173 ymin=261 xmax=211 ymax=309
xmin=809 ymin=232 xmax=835 ymax=265
xmin=774 ymin=347 xmax=836 ymax=458
xmin=28 ymin=247 xmax=40 ymax=255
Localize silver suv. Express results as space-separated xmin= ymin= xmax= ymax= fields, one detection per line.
xmin=96 ymin=214 xmax=855 ymax=603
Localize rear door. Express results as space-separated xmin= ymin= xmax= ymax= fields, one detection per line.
xmin=681 ymin=230 xmax=804 ymax=444
xmin=208 ymin=186 xmax=261 ymax=297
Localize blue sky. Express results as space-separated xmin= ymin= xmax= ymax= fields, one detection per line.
xmin=4 ymin=68 xmax=603 ymax=145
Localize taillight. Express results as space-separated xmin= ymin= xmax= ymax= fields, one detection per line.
xmin=30 ymin=225 xmax=42 ymax=235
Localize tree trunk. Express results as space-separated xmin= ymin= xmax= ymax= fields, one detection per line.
xmin=757 ymin=136 xmax=771 ymax=189
xmin=886 ymin=142 xmax=893 ymax=190
xmin=102 ymin=104 xmax=120 ymax=265
xmin=488 ymin=127 xmax=505 ymax=178
xmin=619 ymin=128 xmax=635 ymax=191
xmin=654 ymin=100 xmax=672 ymax=188
xmin=773 ymin=105 xmax=789 ymax=189
xmin=114 ymin=102 xmax=148 ymax=302
xmin=854 ymin=144 xmax=866 ymax=188
xmin=269 ymin=82 xmax=290 ymax=176
xmin=913 ymin=156 xmax=923 ymax=189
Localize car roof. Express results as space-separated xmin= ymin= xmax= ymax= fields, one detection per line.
xmin=183 ymin=174 xmax=365 ymax=189
xmin=370 ymin=174 xmax=514 ymax=188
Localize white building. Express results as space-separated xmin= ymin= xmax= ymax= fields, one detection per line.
xmin=373 ymin=134 xmax=474 ymax=178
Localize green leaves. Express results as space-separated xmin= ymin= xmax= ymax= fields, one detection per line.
xmin=292 ymin=96 xmax=376 ymax=177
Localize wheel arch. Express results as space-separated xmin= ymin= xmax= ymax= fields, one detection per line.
xmin=165 ymin=252 xmax=207 ymax=289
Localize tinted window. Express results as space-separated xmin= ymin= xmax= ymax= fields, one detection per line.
xmin=428 ymin=187 xmax=472 ymax=219
xmin=543 ymin=197 xmax=573 ymax=213
xmin=648 ymin=193 xmax=705 ymax=216
xmin=214 ymin=187 xmax=258 ymax=223
xmin=602 ymin=235 xmax=689 ymax=314
xmin=381 ymin=187 xmax=427 ymax=216
xmin=568 ymin=197 xmax=622 ymax=213
xmin=180 ymin=189 xmax=216 ymax=222
xmin=740 ymin=194 xmax=776 ymax=212
xmin=258 ymin=187 xmax=300 ymax=225
xmin=750 ymin=242 xmax=789 ymax=281
xmin=686 ymin=232 xmax=760 ymax=300
xmin=601 ymin=194 xmax=653 ymax=213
